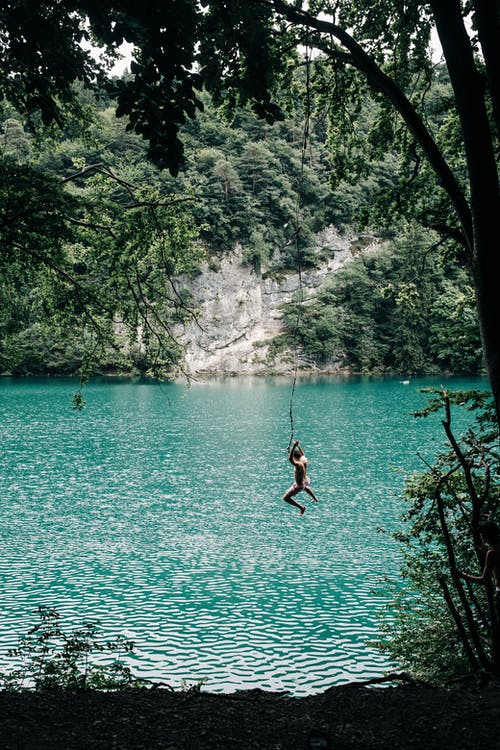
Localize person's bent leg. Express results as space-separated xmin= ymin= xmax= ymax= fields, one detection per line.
xmin=283 ymin=491 xmax=306 ymax=515
xmin=305 ymin=486 xmax=318 ymax=502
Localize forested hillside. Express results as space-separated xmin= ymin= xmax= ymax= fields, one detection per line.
xmin=0 ymin=68 xmax=483 ymax=377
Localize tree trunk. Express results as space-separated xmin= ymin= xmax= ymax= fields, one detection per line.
xmin=430 ymin=0 xmax=500 ymax=425
xmin=472 ymin=0 xmax=500 ymax=140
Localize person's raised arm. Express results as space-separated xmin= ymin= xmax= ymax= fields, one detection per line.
xmin=289 ymin=439 xmax=299 ymax=464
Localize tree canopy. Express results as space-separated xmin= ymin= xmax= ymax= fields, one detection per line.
xmin=1 ymin=0 xmax=499 ymax=415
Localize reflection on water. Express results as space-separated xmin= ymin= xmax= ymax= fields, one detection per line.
xmin=0 ymin=375 xmax=486 ymax=694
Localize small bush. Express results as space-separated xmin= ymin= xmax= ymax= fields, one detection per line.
xmin=0 ymin=606 xmax=146 ymax=692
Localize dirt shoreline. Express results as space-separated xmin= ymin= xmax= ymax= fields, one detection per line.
xmin=2 ymin=682 xmax=500 ymax=749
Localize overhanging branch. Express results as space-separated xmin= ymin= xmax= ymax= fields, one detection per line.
xmin=258 ymin=0 xmax=473 ymax=252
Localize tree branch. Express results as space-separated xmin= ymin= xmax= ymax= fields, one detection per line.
xmin=261 ymin=0 xmax=474 ymax=252
xmin=438 ymin=573 xmax=482 ymax=671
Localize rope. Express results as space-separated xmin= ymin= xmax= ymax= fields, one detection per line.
xmin=287 ymin=36 xmax=311 ymax=451
xmin=287 ymin=241 xmax=304 ymax=451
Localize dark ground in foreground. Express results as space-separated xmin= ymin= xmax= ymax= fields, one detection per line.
xmin=2 ymin=682 xmax=500 ymax=750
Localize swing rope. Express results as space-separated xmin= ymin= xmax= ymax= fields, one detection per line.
xmin=287 ymin=35 xmax=312 ymax=451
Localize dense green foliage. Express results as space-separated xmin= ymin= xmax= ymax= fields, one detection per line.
xmin=0 ymin=84 xmax=344 ymax=376
xmin=1 ymin=72 xmax=482 ymax=378
xmin=0 ymin=147 xmax=201 ymax=378
xmin=283 ymin=225 xmax=483 ymax=375
xmin=1 ymin=2 xmax=494 ymax=385
xmin=375 ymin=389 xmax=500 ymax=683
xmin=0 ymin=606 xmax=144 ymax=691
xmin=166 ymin=92 xmax=338 ymax=268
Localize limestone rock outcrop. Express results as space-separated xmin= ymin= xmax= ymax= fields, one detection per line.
xmin=176 ymin=228 xmax=378 ymax=375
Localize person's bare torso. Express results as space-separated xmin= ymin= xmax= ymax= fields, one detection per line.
xmin=294 ymin=456 xmax=308 ymax=485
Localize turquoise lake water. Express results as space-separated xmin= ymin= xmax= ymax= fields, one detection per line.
xmin=0 ymin=375 xmax=488 ymax=694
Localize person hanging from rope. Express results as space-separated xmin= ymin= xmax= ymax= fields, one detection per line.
xmin=283 ymin=440 xmax=318 ymax=516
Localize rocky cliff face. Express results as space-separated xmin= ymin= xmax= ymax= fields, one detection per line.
xmin=176 ymin=227 xmax=377 ymax=376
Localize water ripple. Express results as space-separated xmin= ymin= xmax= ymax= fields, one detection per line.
xmin=0 ymin=376 xmax=484 ymax=694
